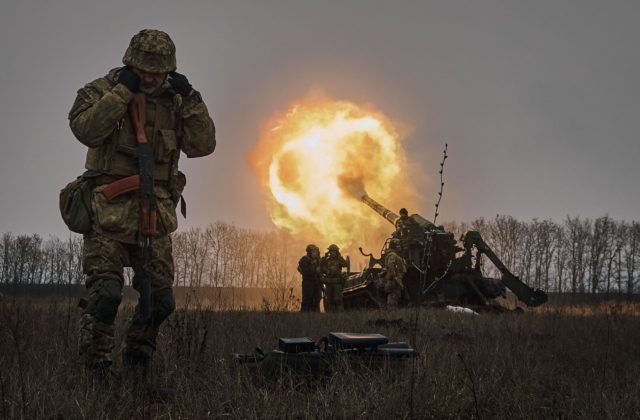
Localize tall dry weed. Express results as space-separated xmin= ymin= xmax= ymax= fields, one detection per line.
xmin=0 ymin=298 xmax=639 ymax=419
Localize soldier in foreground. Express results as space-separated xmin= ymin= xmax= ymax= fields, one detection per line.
xmin=68 ymin=29 xmax=216 ymax=389
xmin=320 ymin=244 xmax=349 ymax=312
xmin=298 ymin=244 xmax=322 ymax=312
xmin=382 ymin=240 xmax=407 ymax=307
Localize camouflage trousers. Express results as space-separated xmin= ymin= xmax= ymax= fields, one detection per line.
xmin=384 ymin=276 xmax=403 ymax=307
xmin=78 ymin=231 xmax=176 ymax=367
xmin=323 ymin=278 xmax=344 ymax=312
xmin=300 ymin=280 xmax=322 ymax=312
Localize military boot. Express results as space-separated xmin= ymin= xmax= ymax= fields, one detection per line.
xmin=122 ymin=351 xmax=150 ymax=386
xmin=87 ymin=360 xmax=119 ymax=391
xmin=146 ymin=385 xmax=176 ymax=404
xmin=122 ymin=351 xmax=175 ymax=403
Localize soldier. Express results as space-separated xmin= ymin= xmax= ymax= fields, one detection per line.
xmin=320 ymin=244 xmax=349 ymax=312
xmin=394 ymin=208 xmax=413 ymax=236
xmin=68 ymin=29 xmax=216 ymax=387
xmin=298 ymin=244 xmax=322 ymax=312
xmin=393 ymin=208 xmax=424 ymax=266
xmin=383 ymin=240 xmax=407 ymax=307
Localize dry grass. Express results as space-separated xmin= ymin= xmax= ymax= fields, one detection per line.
xmin=1 ymin=296 xmax=639 ymax=419
xmin=539 ymin=300 xmax=640 ymax=318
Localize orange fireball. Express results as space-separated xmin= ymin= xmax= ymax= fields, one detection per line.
xmin=248 ymin=95 xmax=412 ymax=247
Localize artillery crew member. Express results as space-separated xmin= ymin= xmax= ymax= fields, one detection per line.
xmin=394 ymin=208 xmax=419 ymax=238
xmin=298 ymin=244 xmax=322 ymax=312
xmin=68 ymin=29 xmax=216 ymax=386
xmin=383 ymin=240 xmax=407 ymax=307
xmin=393 ymin=207 xmax=424 ymax=267
xmin=320 ymin=244 xmax=349 ymax=312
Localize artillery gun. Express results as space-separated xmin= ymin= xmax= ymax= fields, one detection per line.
xmin=342 ymin=195 xmax=548 ymax=310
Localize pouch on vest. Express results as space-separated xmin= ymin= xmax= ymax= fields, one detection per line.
xmin=59 ymin=172 xmax=98 ymax=234
xmin=155 ymin=128 xmax=178 ymax=163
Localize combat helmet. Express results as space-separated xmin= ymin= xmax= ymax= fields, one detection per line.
xmin=305 ymin=244 xmax=319 ymax=254
xmin=399 ymin=208 xmax=408 ymax=216
xmin=327 ymin=244 xmax=340 ymax=252
xmin=123 ymin=29 xmax=177 ymax=73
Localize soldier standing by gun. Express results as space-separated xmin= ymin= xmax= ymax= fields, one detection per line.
xmin=383 ymin=240 xmax=407 ymax=307
xmin=320 ymin=244 xmax=349 ymax=312
xmin=393 ymin=207 xmax=424 ymax=267
xmin=68 ymin=29 xmax=216 ymax=389
xmin=298 ymin=244 xmax=322 ymax=312
xmin=394 ymin=208 xmax=420 ymax=238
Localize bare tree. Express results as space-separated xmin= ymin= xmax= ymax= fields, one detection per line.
xmin=603 ymin=221 xmax=626 ymax=294
xmin=2 ymin=214 xmax=640 ymax=297
xmin=565 ymin=216 xmax=591 ymax=293
xmin=553 ymin=225 xmax=567 ymax=292
xmin=587 ymin=216 xmax=614 ymax=293
xmin=624 ymin=222 xmax=640 ymax=296
xmin=531 ymin=219 xmax=557 ymax=291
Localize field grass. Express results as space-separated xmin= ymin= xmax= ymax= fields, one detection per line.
xmin=1 ymin=297 xmax=639 ymax=419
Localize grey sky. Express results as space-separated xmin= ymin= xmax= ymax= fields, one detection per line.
xmin=0 ymin=0 xmax=638 ymax=237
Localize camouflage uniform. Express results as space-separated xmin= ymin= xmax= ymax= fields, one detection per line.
xmin=320 ymin=245 xmax=348 ymax=312
xmin=298 ymin=245 xmax=322 ymax=312
xmin=394 ymin=212 xmax=420 ymax=239
xmin=69 ymin=29 xmax=216 ymax=371
xmin=394 ymin=209 xmax=423 ymax=267
xmin=384 ymin=248 xmax=407 ymax=307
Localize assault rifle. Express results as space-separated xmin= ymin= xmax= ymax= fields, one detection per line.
xmin=101 ymin=93 xmax=156 ymax=321
xmin=129 ymin=93 xmax=156 ymax=322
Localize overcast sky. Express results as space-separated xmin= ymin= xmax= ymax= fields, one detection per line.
xmin=0 ymin=0 xmax=638 ymax=237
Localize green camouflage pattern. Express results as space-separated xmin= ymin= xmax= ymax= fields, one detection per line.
xmin=323 ymin=283 xmax=344 ymax=312
xmin=70 ymin=48 xmax=215 ymax=367
xmin=124 ymin=287 xmax=175 ymax=358
xmin=82 ymin=231 xmax=174 ymax=288
xmin=394 ymin=214 xmax=417 ymax=236
xmin=384 ymin=250 xmax=407 ymax=282
xmin=384 ymin=250 xmax=407 ymax=307
xmin=91 ymin=184 xmax=178 ymax=244
xmin=122 ymin=29 xmax=176 ymax=73
xmin=69 ymin=67 xmax=215 ymax=244
xmin=69 ymin=67 xmax=215 ymax=176
xmin=78 ymin=313 xmax=117 ymax=366
xmin=320 ymin=252 xmax=348 ymax=280
xmin=79 ymin=232 xmax=175 ymax=366
xmin=59 ymin=175 xmax=95 ymax=234
xmin=321 ymin=251 xmax=348 ymax=312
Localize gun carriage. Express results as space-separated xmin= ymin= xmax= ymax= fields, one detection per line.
xmin=342 ymin=195 xmax=548 ymax=311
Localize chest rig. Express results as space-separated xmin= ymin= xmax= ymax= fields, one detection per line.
xmin=84 ymin=91 xmax=183 ymax=184
xmin=325 ymin=257 xmax=343 ymax=277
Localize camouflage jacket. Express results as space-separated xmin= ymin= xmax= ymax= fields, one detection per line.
xmin=384 ymin=250 xmax=407 ymax=280
xmin=394 ymin=216 xmax=422 ymax=240
xmin=320 ymin=253 xmax=348 ymax=280
xmin=298 ymin=255 xmax=320 ymax=283
xmin=68 ymin=67 xmax=216 ymax=243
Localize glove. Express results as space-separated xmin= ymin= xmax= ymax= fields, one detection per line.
xmin=169 ymin=71 xmax=192 ymax=96
xmin=117 ymin=66 xmax=140 ymax=93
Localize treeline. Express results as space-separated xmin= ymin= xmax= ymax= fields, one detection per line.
xmin=0 ymin=216 xmax=638 ymax=295
xmin=171 ymin=222 xmax=305 ymax=289
xmin=0 ymin=223 xmax=306 ymax=290
xmin=447 ymin=215 xmax=639 ymax=295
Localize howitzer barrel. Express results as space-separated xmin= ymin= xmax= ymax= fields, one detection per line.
xmin=361 ymin=194 xmax=398 ymax=226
